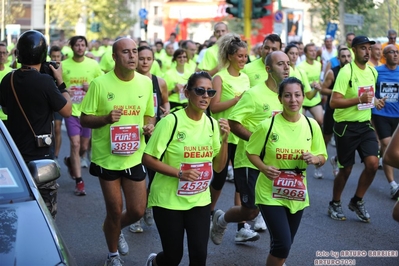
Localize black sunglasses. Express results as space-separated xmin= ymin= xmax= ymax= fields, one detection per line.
xmin=189 ymin=87 xmax=217 ymax=98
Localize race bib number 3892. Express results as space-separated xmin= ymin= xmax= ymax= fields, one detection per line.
xmin=110 ymin=125 xmax=140 ymax=155
xmin=272 ymin=170 xmax=307 ymax=201
xmin=177 ymin=162 xmax=213 ymax=196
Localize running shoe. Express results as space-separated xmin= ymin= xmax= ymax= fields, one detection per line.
xmin=143 ymin=208 xmax=154 ymax=226
xmin=348 ymin=200 xmax=370 ymax=223
xmin=328 ymin=201 xmax=346 ymax=221
xmin=226 ymin=165 xmax=234 ymax=183
xmin=235 ymin=223 xmax=260 ymax=243
xmin=64 ymin=156 xmax=75 ymax=179
xmin=330 ymin=156 xmax=339 ymax=177
xmin=254 ymin=213 xmax=267 ymax=232
xmin=391 ymin=186 xmax=399 ymax=199
xmin=330 ymin=137 xmax=336 ymax=147
xmin=104 ymin=255 xmax=124 ymax=266
xmin=129 ymin=220 xmax=143 ymax=233
xmin=378 ymin=157 xmax=383 ymax=170
xmin=145 ymin=253 xmax=157 ymax=266
xmin=210 ymin=209 xmax=226 ymax=245
xmin=313 ymin=166 xmax=323 ymax=179
xmin=74 ymin=181 xmax=86 ymax=196
xmin=80 ymin=156 xmax=89 ymax=168
xmin=118 ymin=233 xmax=129 ymax=256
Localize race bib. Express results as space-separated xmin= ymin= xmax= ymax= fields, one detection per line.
xmin=177 ymin=162 xmax=213 ymax=196
xmin=357 ymin=85 xmax=375 ymax=110
xmin=69 ymin=86 xmax=86 ymax=104
xmin=380 ymin=82 xmax=399 ymax=103
xmin=110 ymin=125 xmax=140 ymax=155
xmin=272 ymin=170 xmax=307 ymax=201
xmin=153 ymin=92 xmax=158 ymax=115
xmin=272 ymin=110 xmax=282 ymax=116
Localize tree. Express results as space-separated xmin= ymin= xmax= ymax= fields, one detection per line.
xmin=1 ymin=0 xmax=25 ymax=32
xmin=50 ymin=0 xmax=136 ymax=40
xmin=301 ymin=0 xmax=375 ymax=37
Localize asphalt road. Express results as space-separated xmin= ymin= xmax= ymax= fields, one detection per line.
xmin=55 ymin=128 xmax=399 ymax=266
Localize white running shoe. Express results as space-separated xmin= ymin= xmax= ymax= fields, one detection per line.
xmin=330 ymin=156 xmax=339 ymax=177
xmin=390 ymin=186 xmax=399 ymax=199
xmin=235 ymin=223 xmax=260 ymax=243
xmin=226 ymin=165 xmax=234 ymax=183
xmin=210 ymin=209 xmax=226 ymax=245
xmin=254 ymin=213 xmax=267 ymax=232
xmin=330 ymin=137 xmax=336 ymax=147
xmin=129 ymin=220 xmax=143 ymax=233
xmin=314 ymin=166 xmax=323 ymax=179
xmin=145 ymin=253 xmax=157 ymax=266
xmin=80 ymin=156 xmax=89 ymax=168
xmin=117 ymin=233 xmax=129 ymax=256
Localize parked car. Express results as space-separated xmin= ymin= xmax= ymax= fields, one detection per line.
xmin=0 ymin=120 xmax=76 ymax=265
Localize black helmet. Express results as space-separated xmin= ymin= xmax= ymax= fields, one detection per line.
xmin=17 ymin=30 xmax=48 ymax=65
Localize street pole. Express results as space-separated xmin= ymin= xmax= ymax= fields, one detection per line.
xmin=339 ymin=0 xmax=345 ymax=44
xmin=45 ymin=0 xmax=50 ymax=42
xmin=1 ymin=0 xmax=5 ymax=41
xmin=244 ymin=0 xmax=251 ymax=50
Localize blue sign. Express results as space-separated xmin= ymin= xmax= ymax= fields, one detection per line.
xmin=139 ymin=8 xmax=148 ymax=19
xmin=274 ymin=10 xmax=283 ymax=23
xmin=325 ymin=22 xmax=338 ymax=39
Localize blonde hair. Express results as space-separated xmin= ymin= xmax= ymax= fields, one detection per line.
xmin=217 ymin=33 xmax=247 ymax=69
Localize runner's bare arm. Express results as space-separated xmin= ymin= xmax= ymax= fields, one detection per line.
xmin=247 ymin=152 xmax=280 ymax=180
xmin=229 ymin=119 xmax=251 ymax=141
xmin=143 ymin=115 xmax=156 ymax=136
xmin=80 ymin=109 xmax=122 ymax=129
xmin=212 ymin=118 xmax=229 ymax=173
xmin=142 ymin=154 xmax=200 ymax=181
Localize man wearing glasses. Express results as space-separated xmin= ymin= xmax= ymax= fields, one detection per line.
xmin=373 ymin=44 xmax=399 ymax=200
xmin=380 ymin=30 xmax=399 ymax=64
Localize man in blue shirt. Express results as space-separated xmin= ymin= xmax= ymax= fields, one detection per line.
xmin=372 ymin=44 xmax=399 ymax=199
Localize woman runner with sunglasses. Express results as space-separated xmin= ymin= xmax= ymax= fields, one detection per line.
xmin=143 ymin=71 xmax=230 ymax=266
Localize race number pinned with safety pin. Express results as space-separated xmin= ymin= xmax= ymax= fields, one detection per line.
xmin=357 ymin=85 xmax=375 ymax=110
xmin=272 ymin=169 xmax=307 ymax=201
xmin=110 ymin=125 xmax=140 ymax=155
xmin=177 ymin=162 xmax=213 ymax=196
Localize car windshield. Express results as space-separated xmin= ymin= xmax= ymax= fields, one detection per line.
xmin=0 ymin=129 xmax=31 ymax=203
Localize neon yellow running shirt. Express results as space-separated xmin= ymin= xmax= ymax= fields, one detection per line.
xmin=146 ymin=109 xmax=221 ymax=210
xmin=80 ymin=71 xmax=154 ymax=170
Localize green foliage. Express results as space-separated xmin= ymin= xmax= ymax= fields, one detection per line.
xmin=301 ymin=0 xmax=375 ymax=32
xmin=49 ymin=0 xmax=136 ymax=40
xmin=302 ymin=0 xmax=399 ymax=38
xmin=2 ymin=0 xmax=25 ymax=26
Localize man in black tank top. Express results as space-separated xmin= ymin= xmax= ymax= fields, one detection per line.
xmin=318 ymin=46 xmax=352 ymax=177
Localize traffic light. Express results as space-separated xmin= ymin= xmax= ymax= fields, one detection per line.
xmin=252 ymin=0 xmax=272 ymax=19
xmin=226 ymin=0 xmax=243 ymax=18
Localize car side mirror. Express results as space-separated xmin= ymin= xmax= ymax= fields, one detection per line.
xmin=28 ymin=159 xmax=60 ymax=185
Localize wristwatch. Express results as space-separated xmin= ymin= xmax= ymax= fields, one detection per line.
xmin=178 ymin=170 xmax=183 ymax=179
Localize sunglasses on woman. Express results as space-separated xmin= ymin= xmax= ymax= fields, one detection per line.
xmin=189 ymin=87 xmax=217 ymax=98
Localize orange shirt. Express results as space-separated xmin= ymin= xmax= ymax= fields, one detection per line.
xmin=380 ymin=42 xmax=399 ymax=64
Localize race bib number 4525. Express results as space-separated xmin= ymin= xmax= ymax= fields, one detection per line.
xmin=110 ymin=125 xmax=140 ymax=155
xmin=272 ymin=170 xmax=307 ymax=201
xmin=177 ymin=162 xmax=213 ymax=196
